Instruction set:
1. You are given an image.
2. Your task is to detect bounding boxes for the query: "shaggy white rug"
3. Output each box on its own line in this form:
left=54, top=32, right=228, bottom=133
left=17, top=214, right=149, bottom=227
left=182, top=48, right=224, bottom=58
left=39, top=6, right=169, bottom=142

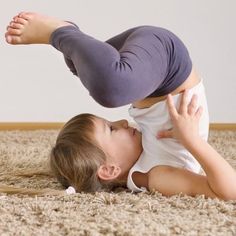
left=0, top=130, right=235, bottom=236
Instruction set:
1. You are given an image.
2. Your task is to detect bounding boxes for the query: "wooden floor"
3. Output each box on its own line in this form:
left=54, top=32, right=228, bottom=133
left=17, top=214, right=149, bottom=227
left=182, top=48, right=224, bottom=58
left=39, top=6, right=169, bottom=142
left=209, top=123, right=236, bottom=130
left=0, top=123, right=64, bottom=130
left=0, top=123, right=235, bottom=131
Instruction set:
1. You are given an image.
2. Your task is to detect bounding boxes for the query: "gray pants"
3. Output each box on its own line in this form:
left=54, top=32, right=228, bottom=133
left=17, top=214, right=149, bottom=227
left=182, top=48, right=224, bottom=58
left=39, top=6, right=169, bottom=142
left=50, top=25, right=192, bottom=107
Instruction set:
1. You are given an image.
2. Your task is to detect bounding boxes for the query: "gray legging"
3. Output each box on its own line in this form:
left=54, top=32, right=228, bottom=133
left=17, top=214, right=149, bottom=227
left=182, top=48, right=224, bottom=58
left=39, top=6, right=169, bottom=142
left=50, top=25, right=192, bottom=107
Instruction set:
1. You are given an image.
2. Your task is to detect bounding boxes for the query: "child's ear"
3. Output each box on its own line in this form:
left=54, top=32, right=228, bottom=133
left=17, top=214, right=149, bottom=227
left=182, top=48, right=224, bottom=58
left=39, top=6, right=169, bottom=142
left=97, top=164, right=121, bottom=181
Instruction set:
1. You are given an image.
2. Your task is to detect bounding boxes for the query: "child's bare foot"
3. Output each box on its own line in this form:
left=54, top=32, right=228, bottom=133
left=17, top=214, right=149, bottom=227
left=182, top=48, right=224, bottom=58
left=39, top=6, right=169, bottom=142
left=5, top=12, right=72, bottom=45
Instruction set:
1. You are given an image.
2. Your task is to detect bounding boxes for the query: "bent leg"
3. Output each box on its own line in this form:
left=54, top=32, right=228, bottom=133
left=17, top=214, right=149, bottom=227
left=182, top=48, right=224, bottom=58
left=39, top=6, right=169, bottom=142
left=6, top=12, right=191, bottom=108
left=62, top=28, right=140, bottom=82
left=50, top=26, right=168, bottom=107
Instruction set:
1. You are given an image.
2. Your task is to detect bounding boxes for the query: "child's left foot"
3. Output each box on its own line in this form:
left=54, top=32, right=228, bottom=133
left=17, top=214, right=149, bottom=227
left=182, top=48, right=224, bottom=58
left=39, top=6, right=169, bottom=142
left=5, top=12, right=72, bottom=45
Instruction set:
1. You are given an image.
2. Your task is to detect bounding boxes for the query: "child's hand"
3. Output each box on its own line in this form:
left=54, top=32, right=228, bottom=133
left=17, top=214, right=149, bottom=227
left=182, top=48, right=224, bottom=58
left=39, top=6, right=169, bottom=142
left=157, top=90, right=203, bottom=147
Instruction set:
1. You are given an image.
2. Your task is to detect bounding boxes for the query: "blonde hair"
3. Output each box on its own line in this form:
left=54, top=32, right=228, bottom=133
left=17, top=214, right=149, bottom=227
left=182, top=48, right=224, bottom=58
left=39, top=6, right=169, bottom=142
left=0, top=113, right=124, bottom=196
left=50, top=113, right=124, bottom=193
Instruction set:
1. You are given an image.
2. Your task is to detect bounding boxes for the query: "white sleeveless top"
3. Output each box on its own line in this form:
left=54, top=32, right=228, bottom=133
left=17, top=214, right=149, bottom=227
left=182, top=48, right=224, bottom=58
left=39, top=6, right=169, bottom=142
left=127, top=81, right=209, bottom=192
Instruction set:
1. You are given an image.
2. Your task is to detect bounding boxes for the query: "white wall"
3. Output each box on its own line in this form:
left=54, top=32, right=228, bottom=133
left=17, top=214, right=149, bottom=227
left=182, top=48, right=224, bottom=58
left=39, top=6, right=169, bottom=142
left=1, top=0, right=235, bottom=122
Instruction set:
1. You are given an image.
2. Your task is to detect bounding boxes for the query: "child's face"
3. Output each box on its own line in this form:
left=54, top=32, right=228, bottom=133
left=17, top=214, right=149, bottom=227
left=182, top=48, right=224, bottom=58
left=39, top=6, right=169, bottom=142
left=93, top=117, right=143, bottom=174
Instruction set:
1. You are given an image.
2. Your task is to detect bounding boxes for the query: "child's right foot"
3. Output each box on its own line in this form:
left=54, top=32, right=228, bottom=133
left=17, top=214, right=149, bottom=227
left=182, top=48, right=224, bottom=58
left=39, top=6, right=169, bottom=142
left=5, top=12, right=72, bottom=45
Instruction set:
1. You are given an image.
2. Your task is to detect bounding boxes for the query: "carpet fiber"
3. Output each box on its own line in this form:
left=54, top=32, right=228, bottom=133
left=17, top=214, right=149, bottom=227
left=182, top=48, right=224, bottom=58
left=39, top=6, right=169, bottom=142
left=0, top=130, right=235, bottom=236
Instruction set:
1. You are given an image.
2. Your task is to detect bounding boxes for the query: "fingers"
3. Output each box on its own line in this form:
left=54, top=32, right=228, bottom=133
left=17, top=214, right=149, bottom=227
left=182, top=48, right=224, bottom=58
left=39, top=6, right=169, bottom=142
left=166, top=94, right=178, bottom=120
left=157, top=129, right=173, bottom=139
left=167, top=91, right=203, bottom=120
left=187, top=93, right=203, bottom=120
left=179, top=90, right=188, bottom=114
left=180, top=91, right=202, bottom=117
left=188, top=94, right=198, bottom=115
left=195, top=106, right=203, bottom=120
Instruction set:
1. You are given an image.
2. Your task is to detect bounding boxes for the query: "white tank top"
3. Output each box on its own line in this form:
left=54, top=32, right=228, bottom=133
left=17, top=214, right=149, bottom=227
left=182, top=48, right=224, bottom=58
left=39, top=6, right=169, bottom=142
left=127, top=81, right=209, bottom=192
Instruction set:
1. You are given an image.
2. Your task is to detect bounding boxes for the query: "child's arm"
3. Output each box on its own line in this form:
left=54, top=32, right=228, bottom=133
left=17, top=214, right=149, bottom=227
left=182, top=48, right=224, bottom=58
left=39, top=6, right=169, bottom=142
left=152, top=90, right=236, bottom=200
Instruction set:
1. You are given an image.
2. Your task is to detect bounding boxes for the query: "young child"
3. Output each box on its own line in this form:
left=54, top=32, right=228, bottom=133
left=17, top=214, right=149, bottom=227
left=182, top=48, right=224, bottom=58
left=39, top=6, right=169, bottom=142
left=49, top=90, right=236, bottom=200
left=4, top=12, right=236, bottom=199
left=1, top=90, right=236, bottom=199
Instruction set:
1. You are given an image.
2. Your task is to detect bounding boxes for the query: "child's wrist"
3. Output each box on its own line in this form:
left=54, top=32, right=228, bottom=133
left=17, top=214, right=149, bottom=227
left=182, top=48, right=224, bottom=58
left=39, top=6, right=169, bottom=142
left=183, top=135, right=202, bottom=149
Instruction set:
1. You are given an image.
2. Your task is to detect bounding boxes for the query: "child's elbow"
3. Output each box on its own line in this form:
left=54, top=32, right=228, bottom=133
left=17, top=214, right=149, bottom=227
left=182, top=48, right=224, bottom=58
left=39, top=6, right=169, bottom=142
left=222, top=194, right=236, bottom=201
left=218, top=190, right=236, bottom=201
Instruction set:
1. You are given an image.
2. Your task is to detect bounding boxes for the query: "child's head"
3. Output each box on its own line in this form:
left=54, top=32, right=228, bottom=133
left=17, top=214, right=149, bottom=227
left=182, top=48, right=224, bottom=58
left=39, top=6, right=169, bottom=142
left=50, top=113, right=142, bottom=192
